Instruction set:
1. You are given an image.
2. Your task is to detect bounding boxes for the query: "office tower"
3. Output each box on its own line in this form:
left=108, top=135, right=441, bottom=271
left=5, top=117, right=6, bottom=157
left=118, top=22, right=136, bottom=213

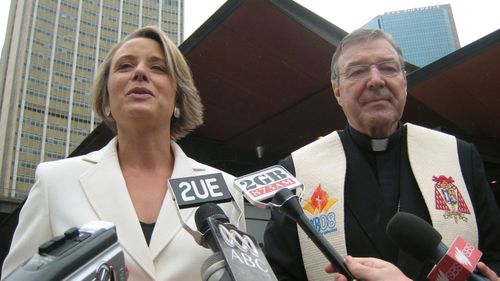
left=0, top=0, right=184, bottom=199
left=364, top=4, right=460, bottom=67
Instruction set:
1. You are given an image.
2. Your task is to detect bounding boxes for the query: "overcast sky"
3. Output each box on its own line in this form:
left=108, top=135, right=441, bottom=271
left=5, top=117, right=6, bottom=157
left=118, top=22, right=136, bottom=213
left=0, top=0, right=498, bottom=55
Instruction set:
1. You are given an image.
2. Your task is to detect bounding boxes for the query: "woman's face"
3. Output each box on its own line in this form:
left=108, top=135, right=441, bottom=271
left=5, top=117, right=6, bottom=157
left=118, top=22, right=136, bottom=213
left=107, top=37, right=176, bottom=130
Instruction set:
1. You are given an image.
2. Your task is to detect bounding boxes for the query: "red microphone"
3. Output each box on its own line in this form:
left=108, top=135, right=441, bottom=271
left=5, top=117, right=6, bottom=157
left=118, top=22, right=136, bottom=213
left=386, top=212, right=487, bottom=281
left=427, top=236, right=483, bottom=281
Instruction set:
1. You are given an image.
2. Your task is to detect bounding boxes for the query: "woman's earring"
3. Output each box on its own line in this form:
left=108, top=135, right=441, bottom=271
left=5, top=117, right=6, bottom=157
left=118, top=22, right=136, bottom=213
left=173, top=106, right=181, bottom=118
left=104, top=106, right=111, bottom=117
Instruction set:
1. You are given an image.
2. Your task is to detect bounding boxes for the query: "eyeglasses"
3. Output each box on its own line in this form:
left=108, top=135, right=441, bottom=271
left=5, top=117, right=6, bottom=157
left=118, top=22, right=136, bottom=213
left=338, top=60, right=403, bottom=81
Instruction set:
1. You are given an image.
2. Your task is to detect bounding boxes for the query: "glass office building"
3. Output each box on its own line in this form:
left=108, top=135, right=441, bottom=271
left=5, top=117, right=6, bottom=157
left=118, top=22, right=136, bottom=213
left=0, top=0, right=184, bottom=199
left=363, top=5, right=460, bottom=67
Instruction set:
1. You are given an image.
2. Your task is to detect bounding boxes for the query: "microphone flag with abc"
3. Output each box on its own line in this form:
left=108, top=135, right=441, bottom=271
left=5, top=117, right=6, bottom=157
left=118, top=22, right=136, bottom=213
left=195, top=203, right=277, bottom=281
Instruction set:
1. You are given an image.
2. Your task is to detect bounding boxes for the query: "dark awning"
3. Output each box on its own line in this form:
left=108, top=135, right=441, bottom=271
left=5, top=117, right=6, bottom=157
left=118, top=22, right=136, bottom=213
left=72, top=0, right=500, bottom=170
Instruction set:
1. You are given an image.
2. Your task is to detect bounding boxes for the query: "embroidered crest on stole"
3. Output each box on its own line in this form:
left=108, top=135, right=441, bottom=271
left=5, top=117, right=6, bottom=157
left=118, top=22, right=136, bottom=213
left=433, top=175, right=471, bottom=223
left=302, top=184, right=338, bottom=236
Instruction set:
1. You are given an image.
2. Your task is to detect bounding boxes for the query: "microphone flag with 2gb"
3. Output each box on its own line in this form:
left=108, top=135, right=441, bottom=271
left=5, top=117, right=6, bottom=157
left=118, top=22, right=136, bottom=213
left=234, top=165, right=302, bottom=208
left=234, top=165, right=355, bottom=281
left=168, top=172, right=242, bottom=245
left=195, top=203, right=277, bottom=281
left=386, top=212, right=487, bottom=281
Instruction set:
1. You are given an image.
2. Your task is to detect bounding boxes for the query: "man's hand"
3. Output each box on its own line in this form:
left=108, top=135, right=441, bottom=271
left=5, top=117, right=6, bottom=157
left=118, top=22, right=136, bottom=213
left=325, top=256, right=411, bottom=281
left=477, top=262, right=500, bottom=281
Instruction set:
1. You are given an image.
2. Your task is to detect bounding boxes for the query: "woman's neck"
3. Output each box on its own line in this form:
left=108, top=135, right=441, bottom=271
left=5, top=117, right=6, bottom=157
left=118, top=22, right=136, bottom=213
left=116, top=128, right=174, bottom=174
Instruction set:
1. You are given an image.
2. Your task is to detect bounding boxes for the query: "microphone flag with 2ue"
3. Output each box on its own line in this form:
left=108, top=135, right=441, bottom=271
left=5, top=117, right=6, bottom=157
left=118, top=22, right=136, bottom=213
left=168, top=173, right=276, bottom=281
left=168, top=172, right=241, bottom=244
left=234, top=165, right=355, bottom=281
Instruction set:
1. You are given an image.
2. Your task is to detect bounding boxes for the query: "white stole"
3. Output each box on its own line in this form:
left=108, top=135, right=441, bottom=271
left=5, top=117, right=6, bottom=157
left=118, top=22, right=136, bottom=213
left=292, top=131, right=347, bottom=281
left=406, top=123, right=478, bottom=246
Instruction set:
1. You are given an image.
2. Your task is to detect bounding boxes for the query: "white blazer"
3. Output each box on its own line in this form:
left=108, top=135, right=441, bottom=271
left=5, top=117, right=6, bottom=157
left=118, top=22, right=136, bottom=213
left=2, top=138, right=245, bottom=281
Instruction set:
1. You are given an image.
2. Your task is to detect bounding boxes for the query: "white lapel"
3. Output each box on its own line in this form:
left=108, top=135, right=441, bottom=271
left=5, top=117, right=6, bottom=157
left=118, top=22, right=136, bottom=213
left=78, top=138, right=156, bottom=279
left=149, top=141, right=208, bottom=260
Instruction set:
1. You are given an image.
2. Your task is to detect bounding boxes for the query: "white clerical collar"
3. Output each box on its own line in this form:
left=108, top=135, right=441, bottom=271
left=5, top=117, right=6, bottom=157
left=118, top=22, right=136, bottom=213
left=347, top=124, right=402, bottom=152
left=371, top=138, right=389, bottom=152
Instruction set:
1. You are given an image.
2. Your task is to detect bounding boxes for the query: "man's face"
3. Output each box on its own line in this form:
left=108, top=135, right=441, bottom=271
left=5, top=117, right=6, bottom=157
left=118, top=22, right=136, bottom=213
left=333, top=38, right=407, bottom=138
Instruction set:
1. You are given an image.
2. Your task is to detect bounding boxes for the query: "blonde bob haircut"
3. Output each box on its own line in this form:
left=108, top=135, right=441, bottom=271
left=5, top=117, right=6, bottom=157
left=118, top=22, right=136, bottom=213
left=92, top=26, right=203, bottom=141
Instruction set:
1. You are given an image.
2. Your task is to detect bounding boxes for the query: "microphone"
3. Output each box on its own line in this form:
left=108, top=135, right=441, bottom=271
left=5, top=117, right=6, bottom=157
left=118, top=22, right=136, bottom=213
left=234, top=165, right=302, bottom=208
left=168, top=173, right=243, bottom=245
left=272, top=188, right=355, bottom=281
left=195, top=203, right=277, bottom=281
left=3, top=221, right=126, bottom=281
left=196, top=203, right=232, bottom=281
left=234, top=165, right=354, bottom=280
left=386, top=212, right=487, bottom=281
left=200, top=252, right=231, bottom=281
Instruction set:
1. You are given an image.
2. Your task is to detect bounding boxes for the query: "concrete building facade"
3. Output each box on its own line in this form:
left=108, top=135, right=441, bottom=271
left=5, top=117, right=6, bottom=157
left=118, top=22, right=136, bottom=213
left=0, top=0, right=184, bottom=199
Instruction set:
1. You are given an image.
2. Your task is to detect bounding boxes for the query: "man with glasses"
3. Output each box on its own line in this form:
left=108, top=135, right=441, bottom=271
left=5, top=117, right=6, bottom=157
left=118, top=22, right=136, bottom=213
left=264, top=29, right=500, bottom=281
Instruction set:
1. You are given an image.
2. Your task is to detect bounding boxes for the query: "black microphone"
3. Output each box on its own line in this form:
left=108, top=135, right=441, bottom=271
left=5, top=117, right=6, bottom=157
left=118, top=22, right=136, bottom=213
left=196, top=203, right=232, bottom=281
left=168, top=173, right=243, bottom=246
left=272, top=188, right=355, bottom=281
left=195, top=203, right=277, bottom=281
left=195, top=203, right=231, bottom=252
left=386, top=212, right=487, bottom=281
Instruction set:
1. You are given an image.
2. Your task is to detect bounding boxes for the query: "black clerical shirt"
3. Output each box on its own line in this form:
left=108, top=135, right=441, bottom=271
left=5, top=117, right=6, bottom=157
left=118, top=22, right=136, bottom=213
left=344, top=124, right=403, bottom=263
left=347, top=125, right=402, bottom=220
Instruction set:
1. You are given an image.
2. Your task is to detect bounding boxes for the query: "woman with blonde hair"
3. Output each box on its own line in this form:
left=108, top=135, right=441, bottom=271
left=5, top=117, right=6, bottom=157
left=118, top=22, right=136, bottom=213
left=2, top=26, right=244, bottom=281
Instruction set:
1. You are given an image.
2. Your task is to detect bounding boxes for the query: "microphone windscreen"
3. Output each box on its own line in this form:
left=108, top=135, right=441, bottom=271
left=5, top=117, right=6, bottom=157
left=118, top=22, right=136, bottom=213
left=200, top=252, right=229, bottom=281
left=195, top=203, right=230, bottom=233
left=386, top=212, right=442, bottom=260
left=271, top=188, right=294, bottom=205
